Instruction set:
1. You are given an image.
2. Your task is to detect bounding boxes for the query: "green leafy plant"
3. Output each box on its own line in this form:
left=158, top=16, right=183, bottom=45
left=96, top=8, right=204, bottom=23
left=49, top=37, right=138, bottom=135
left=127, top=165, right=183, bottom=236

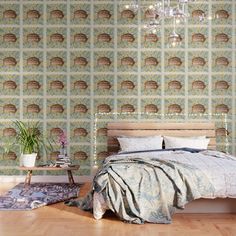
left=5, top=121, right=53, bottom=155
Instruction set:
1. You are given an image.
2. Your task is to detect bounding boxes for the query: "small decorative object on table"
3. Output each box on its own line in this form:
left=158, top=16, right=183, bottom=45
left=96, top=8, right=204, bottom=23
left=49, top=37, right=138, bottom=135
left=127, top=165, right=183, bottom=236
left=58, top=130, right=67, bottom=158
left=55, top=157, right=72, bottom=168
left=56, top=131, right=71, bottom=167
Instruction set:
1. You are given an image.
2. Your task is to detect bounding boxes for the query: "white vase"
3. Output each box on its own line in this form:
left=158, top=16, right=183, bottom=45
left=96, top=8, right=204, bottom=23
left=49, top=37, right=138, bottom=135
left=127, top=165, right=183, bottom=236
left=22, top=153, right=37, bottom=167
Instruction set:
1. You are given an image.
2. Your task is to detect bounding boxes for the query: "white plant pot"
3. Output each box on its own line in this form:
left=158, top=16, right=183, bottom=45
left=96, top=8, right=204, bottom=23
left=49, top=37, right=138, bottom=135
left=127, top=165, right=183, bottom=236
left=21, top=153, right=37, bottom=167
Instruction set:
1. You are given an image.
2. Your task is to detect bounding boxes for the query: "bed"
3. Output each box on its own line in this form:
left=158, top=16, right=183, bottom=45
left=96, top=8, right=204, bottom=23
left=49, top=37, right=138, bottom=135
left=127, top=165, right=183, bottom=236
left=70, top=122, right=236, bottom=224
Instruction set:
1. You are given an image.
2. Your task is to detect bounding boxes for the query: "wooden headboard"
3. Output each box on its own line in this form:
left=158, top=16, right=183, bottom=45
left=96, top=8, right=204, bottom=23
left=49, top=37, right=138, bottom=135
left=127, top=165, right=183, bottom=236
left=107, top=122, right=216, bottom=153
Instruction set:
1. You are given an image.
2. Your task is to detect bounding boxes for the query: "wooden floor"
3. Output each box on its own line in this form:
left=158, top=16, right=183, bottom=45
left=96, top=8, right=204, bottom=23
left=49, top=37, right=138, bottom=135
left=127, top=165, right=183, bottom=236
left=0, top=183, right=236, bottom=236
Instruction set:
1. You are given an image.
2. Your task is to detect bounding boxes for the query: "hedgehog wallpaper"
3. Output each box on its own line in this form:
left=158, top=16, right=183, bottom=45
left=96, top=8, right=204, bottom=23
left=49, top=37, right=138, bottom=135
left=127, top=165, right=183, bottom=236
left=0, top=0, right=235, bottom=179
left=1, top=0, right=236, bottom=234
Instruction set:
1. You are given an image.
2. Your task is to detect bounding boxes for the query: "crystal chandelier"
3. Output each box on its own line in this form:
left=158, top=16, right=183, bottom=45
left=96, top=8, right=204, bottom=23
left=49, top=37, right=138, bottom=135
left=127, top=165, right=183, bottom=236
left=119, top=0, right=196, bottom=47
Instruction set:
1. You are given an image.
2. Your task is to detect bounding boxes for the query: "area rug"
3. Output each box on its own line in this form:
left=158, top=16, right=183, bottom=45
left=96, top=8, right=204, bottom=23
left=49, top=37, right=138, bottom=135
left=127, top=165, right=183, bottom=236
left=0, top=183, right=80, bottom=210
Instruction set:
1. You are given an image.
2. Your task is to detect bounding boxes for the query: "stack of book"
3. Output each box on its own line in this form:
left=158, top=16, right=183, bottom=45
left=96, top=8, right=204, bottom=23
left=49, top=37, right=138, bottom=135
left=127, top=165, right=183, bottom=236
left=55, top=155, right=71, bottom=167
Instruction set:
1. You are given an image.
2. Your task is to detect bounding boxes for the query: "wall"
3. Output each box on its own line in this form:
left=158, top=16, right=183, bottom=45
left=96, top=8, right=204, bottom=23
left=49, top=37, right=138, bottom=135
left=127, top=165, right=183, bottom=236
left=0, top=0, right=235, bottom=176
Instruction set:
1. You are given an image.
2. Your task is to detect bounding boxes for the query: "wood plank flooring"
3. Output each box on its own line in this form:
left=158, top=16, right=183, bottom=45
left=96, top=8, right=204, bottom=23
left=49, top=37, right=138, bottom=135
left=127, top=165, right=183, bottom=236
left=0, top=182, right=236, bottom=236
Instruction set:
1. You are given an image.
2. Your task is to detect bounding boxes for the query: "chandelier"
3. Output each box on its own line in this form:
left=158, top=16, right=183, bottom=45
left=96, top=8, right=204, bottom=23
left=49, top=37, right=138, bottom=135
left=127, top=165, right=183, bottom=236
left=119, top=0, right=197, bottom=47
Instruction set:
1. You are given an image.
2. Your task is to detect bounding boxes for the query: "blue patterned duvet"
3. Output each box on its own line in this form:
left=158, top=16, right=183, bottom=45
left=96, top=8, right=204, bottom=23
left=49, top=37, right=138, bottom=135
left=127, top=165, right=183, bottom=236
left=68, top=149, right=236, bottom=224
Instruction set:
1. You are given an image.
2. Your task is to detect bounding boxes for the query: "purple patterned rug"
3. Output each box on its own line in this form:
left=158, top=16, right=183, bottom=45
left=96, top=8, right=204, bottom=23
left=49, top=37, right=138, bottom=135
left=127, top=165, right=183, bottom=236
left=0, top=183, right=80, bottom=210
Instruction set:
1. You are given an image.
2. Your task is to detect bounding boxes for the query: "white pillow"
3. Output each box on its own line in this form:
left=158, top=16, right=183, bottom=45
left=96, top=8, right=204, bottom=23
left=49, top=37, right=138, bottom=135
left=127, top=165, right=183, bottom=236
left=163, top=136, right=210, bottom=149
left=117, top=136, right=163, bottom=152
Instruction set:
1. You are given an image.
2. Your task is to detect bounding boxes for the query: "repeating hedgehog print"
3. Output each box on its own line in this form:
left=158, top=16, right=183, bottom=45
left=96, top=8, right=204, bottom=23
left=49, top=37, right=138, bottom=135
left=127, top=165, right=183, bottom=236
left=0, top=1, right=235, bottom=176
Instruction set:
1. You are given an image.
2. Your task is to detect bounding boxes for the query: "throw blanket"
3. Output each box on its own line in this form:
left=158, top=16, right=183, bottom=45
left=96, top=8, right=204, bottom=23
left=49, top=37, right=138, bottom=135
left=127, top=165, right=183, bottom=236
left=68, top=149, right=216, bottom=224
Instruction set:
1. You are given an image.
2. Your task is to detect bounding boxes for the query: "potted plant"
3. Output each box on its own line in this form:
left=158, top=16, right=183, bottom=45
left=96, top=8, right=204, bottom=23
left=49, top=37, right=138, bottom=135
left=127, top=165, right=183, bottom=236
left=6, top=121, right=52, bottom=167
